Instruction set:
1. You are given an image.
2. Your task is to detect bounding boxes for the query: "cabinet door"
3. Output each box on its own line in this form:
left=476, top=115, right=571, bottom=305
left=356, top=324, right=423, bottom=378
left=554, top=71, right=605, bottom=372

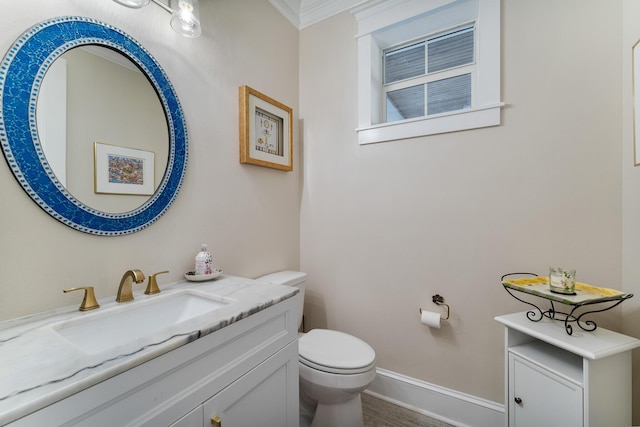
left=204, top=341, right=298, bottom=427
left=170, top=406, right=203, bottom=427
left=509, top=353, right=583, bottom=427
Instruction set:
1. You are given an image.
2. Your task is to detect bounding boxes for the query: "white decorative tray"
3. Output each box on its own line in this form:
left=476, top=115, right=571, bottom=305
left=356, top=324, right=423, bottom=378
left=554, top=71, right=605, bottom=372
left=184, top=269, right=223, bottom=282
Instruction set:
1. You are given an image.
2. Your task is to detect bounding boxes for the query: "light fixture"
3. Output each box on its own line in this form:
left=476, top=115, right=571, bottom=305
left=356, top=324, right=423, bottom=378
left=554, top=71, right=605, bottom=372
left=112, top=0, right=202, bottom=38
left=113, top=0, right=151, bottom=8
left=170, top=0, right=202, bottom=38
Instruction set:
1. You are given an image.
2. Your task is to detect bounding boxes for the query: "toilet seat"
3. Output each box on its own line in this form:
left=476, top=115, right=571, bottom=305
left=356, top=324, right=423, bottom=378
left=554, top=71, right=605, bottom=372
left=299, top=329, right=376, bottom=375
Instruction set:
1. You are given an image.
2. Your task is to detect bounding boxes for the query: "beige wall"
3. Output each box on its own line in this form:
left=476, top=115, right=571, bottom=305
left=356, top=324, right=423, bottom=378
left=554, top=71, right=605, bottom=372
left=623, top=1, right=640, bottom=423
left=0, top=0, right=300, bottom=320
left=300, top=0, right=624, bottom=407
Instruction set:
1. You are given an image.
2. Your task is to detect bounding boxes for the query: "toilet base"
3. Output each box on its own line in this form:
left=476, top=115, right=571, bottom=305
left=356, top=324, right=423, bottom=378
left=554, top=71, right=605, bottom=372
left=299, top=392, right=316, bottom=427
left=309, top=393, right=364, bottom=427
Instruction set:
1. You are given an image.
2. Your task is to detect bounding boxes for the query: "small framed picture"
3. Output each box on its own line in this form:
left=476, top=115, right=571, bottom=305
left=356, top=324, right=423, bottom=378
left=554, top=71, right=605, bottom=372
left=239, top=85, right=293, bottom=171
left=94, top=142, right=155, bottom=195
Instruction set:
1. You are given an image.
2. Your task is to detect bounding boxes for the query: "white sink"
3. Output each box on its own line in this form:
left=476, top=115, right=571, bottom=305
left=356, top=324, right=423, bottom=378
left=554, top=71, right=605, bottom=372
left=53, top=291, right=228, bottom=354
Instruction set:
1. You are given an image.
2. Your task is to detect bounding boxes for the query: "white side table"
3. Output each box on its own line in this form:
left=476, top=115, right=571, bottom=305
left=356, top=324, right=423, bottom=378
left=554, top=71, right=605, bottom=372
left=495, top=312, right=640, bottom=427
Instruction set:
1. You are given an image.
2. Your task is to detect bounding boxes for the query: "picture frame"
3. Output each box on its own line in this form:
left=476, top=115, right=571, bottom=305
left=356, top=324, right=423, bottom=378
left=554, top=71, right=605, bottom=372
left=239, top=85, right=293, bottom=171
left=94, top=142, right=155, bottom=195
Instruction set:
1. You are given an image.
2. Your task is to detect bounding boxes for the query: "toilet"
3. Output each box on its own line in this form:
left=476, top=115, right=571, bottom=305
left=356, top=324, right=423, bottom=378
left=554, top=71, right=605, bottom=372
left=256, top=271, right=377, bottom=427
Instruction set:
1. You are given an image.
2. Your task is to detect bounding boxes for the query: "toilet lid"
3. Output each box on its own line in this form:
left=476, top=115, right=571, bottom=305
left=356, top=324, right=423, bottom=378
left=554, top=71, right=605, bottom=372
left=299, top=329, right=375, bottom=374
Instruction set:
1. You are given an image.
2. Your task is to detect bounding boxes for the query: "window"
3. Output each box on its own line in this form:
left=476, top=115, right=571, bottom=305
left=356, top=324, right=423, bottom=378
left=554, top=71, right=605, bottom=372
left=384, top=27, right=475, bottom=122
left=353, top=0, right=502, bottom=145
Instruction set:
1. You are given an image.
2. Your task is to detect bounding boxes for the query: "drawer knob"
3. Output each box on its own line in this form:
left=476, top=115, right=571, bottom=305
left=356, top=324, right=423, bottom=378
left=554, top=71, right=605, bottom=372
left=211, top=414, right=222, bottom=426
left=514, top=397, right=523, bottom=405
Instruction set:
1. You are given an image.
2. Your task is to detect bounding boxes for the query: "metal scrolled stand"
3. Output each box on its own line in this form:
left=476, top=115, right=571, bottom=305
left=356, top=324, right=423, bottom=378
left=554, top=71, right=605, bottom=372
left=501, top=273, right=634, bottom=335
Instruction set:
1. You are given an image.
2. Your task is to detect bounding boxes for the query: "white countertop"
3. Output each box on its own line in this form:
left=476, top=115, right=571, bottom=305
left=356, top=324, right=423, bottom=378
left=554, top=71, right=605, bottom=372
left=0, top=275, right=298, bottom=425
left=495, top=311, right=640, bottom=360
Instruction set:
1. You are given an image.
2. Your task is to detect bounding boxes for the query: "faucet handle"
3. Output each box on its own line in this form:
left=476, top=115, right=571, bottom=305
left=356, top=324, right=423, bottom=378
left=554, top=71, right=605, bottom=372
left=63, top=286, right=100, bottom=311
left=145, top=271, right=169, bottom=295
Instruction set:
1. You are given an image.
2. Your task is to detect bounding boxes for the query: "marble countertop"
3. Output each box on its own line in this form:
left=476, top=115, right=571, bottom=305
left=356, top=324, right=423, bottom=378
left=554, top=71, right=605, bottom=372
left=0, top=275, right=298, bottom=425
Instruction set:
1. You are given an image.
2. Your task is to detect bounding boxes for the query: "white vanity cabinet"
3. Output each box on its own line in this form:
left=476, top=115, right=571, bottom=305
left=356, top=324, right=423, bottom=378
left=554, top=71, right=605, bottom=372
left=495, top=312, right=640, bottom=427
left=170, top=341, right=297, bottom=427
left=8, top=293, right=300, bottom=427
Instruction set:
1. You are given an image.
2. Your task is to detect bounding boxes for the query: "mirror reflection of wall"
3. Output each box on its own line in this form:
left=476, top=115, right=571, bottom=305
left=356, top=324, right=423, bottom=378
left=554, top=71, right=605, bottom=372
left=37, top=57, right=67, bottom=186
left=38, top=46, right=169, bottom=213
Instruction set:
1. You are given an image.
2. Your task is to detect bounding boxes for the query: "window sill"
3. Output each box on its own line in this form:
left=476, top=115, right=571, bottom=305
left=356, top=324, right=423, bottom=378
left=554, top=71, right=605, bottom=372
left=356, top=103, right=504, bottom=145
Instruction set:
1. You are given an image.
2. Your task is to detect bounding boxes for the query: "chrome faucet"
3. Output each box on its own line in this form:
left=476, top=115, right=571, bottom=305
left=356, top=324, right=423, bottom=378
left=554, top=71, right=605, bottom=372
left=116, top=269, right=145, bottom=302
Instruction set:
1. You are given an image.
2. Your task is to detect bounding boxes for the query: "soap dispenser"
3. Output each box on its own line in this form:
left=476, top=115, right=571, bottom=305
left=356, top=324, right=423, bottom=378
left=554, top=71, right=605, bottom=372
left=195, top=244, right=213, bottom=275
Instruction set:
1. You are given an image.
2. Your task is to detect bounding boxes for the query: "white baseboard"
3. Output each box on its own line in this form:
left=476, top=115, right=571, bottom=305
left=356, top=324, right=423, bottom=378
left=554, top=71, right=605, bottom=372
left=365, top=368, right=505, bottom=427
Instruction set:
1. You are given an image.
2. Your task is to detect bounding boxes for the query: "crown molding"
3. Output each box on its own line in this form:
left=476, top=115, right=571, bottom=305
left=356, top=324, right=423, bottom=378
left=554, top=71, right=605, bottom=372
left=269, top=0, right=300, bottom=28
left=270, top=0, right=368, bottom=29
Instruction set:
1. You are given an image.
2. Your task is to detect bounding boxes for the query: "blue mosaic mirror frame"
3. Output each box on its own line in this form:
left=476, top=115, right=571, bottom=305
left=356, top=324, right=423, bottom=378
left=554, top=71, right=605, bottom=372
left=0, top=16, right=188, bottom=235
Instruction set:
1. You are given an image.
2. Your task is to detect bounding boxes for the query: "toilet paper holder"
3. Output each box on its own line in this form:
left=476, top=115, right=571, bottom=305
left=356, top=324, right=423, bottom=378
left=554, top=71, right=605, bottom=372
left=420, top=294, right=450, bottom=320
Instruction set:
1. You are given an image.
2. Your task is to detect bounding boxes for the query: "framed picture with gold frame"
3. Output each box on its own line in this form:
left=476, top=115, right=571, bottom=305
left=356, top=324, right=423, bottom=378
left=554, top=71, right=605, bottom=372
left=634, top=38, right=640, bottom=166
left=239, top=85, right=293, bottom=171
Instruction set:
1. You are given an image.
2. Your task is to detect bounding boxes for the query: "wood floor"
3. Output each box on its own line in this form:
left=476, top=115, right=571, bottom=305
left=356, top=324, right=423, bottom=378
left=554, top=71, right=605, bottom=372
left=362, top=393, right=456, bottom=427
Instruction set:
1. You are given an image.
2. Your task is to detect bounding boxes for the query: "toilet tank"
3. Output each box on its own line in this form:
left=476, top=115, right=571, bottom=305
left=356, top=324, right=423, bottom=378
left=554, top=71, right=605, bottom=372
left=255, top=271, right=306, bottom=329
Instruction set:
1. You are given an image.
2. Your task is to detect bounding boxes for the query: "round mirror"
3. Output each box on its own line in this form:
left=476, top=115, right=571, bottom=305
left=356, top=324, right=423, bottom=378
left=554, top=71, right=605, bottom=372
left=0, top=17, right=187, bottom=235
left=37, top=45, right=169, bottom=213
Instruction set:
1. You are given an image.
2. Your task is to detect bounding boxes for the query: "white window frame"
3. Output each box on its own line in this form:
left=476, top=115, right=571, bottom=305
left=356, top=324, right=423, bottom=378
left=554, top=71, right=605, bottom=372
left=352, top=0, right=503, bottom=145
left=382, top=25, right=476, bottom=121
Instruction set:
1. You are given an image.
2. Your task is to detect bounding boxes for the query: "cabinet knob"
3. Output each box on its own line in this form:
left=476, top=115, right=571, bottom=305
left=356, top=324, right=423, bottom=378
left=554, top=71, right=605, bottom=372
left=514, top=397, right=523, bottom=405
left=211, top=414, right=222, bottom=426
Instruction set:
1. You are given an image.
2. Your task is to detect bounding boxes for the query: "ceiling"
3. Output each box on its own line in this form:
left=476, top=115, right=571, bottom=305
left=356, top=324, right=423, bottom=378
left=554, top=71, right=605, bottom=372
left=269, top=0, right=368, bottom=29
